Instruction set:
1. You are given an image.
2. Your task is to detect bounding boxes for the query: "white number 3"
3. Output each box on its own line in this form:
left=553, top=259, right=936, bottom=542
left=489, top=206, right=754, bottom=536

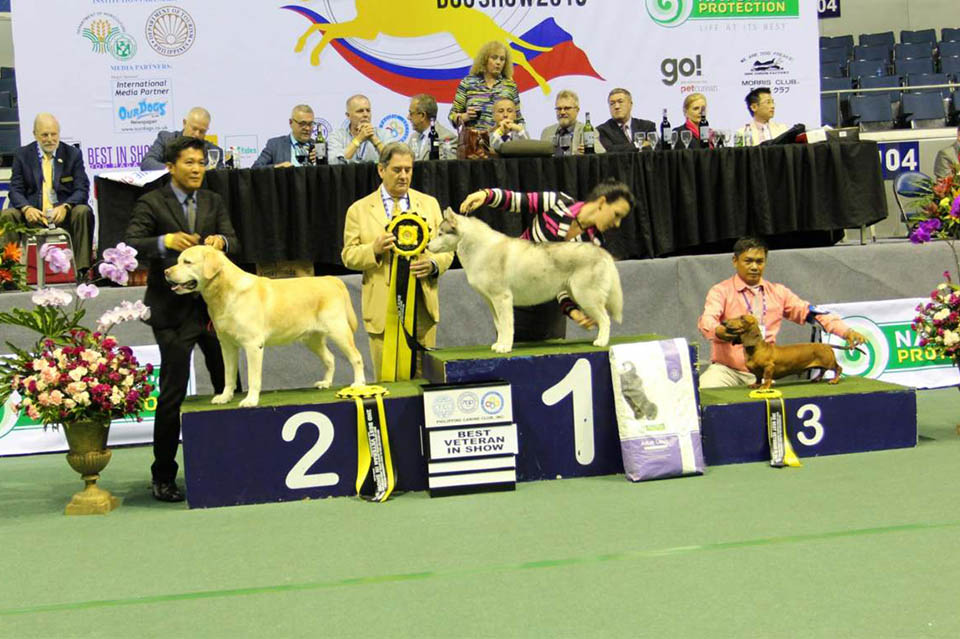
left=795, top=403, right=825, bottom=446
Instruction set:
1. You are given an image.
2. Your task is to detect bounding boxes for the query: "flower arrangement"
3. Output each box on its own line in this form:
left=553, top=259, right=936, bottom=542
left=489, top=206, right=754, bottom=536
left=0, top=243, right=154, bottom=427
left=908, top=163, right=960, bottom=362
left=0, top=242, right=28, bottom=291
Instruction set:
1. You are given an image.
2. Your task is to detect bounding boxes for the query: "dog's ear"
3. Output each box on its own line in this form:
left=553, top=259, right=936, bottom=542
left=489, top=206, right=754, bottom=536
left=442, top=207, right=458, bottom=228
left=731, top=335, right=743, bottom=345
left=203, top=248, right=223, bottom=280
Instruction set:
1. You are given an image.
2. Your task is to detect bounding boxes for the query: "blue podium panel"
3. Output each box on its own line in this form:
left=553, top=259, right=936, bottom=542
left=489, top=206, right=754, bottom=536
left=699, top=378, right=917, bottom=466
left=423, top=336, right=667, bottom=482
left=180, top=383, right=428, bottom=509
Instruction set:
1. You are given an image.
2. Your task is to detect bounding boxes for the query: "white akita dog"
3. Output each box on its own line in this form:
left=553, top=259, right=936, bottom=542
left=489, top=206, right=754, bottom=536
left=427, top=209, right=623, bottom=353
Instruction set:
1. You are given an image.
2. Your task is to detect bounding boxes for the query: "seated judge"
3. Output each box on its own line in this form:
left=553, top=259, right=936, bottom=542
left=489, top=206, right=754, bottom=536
left=697, top=236, right=865, bottom=388
left=736, top=87, right=789, bottom=146
left=0, top=113, right=92, bottom=273
left=489, top=98, right=529, bottom=152
left=540, top=89, right=605, bottom=155
left=140, top=107, right=224, bottom=170
left=934, top=125, right=960, bottom=179
left=407, top=94, right=457, bottom=161
left=329, top=95, right=388, bottom=164
left=252, top=104, right=318, bottom=167
left=597, top=88, right=655, bottom=153
left=673, top=93, right=711, bottom=150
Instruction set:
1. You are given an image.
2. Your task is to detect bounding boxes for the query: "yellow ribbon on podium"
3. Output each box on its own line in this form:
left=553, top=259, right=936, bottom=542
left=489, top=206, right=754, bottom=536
left=337, top=384, right=395, bottom=502
left=381, top=212, right=430, bottom=382
left=749, top=388, right=801, bottom=468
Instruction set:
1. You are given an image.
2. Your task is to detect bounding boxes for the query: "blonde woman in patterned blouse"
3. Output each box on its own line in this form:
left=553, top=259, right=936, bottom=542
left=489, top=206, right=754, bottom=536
left=448, top=41, right=524, bottom=132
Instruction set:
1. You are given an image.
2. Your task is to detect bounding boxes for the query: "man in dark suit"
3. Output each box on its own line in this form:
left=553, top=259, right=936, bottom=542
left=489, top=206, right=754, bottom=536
left=252, top=104, right=317, bottom=167
left=0, top=113, right=92, bottom=271
left=597, top=88, right=655, bottom=153
left=126, top=136, right=240, bottom=502
left=139, top=106, right=224, bottom=171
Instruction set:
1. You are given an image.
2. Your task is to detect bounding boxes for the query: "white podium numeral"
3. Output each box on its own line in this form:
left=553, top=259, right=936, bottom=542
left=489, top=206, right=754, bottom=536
left=281, top=411, right=339, bottom=489
left=796, top=403, right=825, bottom=447
left=541, top=358, right=595, bottom=465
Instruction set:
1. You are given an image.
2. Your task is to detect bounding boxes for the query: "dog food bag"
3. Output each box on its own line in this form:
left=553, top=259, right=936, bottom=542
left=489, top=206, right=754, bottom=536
left=609, top=339, right=704, bottom=481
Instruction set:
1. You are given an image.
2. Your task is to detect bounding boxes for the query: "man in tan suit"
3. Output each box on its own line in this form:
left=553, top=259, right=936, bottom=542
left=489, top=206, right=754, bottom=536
left=341, top=142, right=454, bottom=379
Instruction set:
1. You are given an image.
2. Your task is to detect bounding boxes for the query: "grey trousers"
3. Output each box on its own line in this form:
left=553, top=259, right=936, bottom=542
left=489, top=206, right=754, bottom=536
left=0, top=205, right=92, bottom=269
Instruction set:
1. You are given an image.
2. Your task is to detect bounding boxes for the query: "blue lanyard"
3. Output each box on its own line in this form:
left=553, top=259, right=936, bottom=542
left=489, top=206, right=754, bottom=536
left=741, top=287, right=766, bottom=320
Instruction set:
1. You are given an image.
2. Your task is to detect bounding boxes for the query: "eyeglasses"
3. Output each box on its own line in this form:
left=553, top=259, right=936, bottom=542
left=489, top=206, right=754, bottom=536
left=291, top=119, right=314, bottom=127
left=555, top=106, right=578, bottom=112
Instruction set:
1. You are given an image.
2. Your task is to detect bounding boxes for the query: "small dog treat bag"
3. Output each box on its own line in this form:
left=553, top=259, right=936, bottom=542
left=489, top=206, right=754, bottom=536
left=609, top=339, right=704, bottom=481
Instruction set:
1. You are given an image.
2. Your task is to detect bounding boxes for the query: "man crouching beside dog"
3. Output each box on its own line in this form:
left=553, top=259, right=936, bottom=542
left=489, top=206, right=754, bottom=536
left=126, top=136, right=239, bottom=502
left=697, top=236, right=866, bottom=389
left=341, top=142, right=454, bottom=379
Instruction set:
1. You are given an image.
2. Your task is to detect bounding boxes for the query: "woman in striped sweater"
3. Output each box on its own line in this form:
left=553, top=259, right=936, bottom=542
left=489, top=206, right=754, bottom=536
left=459, top=179, right=634, bottom=342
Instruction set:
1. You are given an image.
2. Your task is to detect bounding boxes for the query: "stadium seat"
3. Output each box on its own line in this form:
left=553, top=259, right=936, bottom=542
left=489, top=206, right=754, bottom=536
left=902, top=92, right=947, bottom=127
left=0, top=91, right=11, bottom=109
left=940, top=41, right=960, bottom=58
left=859, top=31, right=895, bottom=47
left=820, top=47, right=850, bottom=64
left=906, top=72, right=952, bottom=97
left=823, top=34, right=855, bottom=49
left=901, top=29, right=937, bottom=44
left=854, top=44, right=892, bottom=62
left=942, top=56, right=960, bottom=76
left=859, top=75, right=904, bottom=104
left=0, top=67, right=13, bottom=80
left=0, top=106, right=18, bottom=123
left=849, top=94, right=896, bottom=131
left=821, top=77, right=854, bottom=92
left=942, top=28, right=960, bottom=43
left=895, top=42, right=934, bottom=60
left=820, top=62, right=847, bottom=79
left=849, top=59, right=888, bottom=79
left=952, top=90, right=960, bottom=124
left=820, top=94, right=842, bottom=127
left=896, top=57, right=935, bottom=75
left=0, top=127, right=21, bottom=166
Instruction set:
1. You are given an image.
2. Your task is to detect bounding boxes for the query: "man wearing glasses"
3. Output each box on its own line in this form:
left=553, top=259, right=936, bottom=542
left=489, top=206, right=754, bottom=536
left=737, top=87, right=788, bottom=145
left=597, top=88, right=655, bottom=153
left=407, top=94, right=457, bottom=161
left=540, top=89, right=605, bottom=155
left=140, top=106, right=224, bottom=171
left=253, top=104, right=318, bottom=167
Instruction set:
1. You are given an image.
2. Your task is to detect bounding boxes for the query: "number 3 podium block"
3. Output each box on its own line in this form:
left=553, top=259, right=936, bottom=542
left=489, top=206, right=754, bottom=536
left=699, top=377, right=917, bottom=465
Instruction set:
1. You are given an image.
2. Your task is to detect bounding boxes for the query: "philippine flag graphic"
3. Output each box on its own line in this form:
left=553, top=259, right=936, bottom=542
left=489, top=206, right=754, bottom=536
left=283, top=5, right=603, bottom=99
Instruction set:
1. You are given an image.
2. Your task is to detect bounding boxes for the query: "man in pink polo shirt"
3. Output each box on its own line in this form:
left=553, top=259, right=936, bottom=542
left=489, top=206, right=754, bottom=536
left=697, top=236, right=866, bottom=388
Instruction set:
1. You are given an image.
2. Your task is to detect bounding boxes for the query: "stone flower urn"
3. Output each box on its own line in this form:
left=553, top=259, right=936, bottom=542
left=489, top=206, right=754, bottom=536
left=62, top=418, right=121, bottom=515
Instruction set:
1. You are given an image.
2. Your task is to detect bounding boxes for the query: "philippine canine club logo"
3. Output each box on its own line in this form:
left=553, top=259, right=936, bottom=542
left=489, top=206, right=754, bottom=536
left=378, top=114, right=410, bottom=143
left=646, top=0, right=694, bottom=28
left=282, top=1, right=603, bottom=98
left=146, top=6, right=197, bottom=57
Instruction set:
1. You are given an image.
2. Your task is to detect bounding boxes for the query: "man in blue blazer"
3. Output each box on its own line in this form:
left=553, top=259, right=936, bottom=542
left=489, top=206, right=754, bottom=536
left=139, top=106, right=224, bottom=170
left=0, top=113, right=92, bottom=270
left=252, top=104, right=318, bottom=167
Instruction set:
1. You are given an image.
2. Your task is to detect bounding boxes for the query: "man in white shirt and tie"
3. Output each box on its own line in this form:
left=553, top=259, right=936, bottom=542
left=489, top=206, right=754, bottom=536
left=737, top=87, right=789, bottom=146
left=407, top=94, right=457, bottom=161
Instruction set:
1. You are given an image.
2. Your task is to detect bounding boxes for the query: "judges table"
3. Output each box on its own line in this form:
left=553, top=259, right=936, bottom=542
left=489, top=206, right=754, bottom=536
left=95, top=142, right=886, bottom=265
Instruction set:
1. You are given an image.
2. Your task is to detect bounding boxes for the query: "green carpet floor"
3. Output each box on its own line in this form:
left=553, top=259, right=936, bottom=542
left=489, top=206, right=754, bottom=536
left=1, top=389, right=959, bottom=638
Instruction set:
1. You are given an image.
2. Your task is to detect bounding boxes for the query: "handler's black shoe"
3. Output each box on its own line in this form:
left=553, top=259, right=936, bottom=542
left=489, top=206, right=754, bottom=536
left=151, top=481, right=185, bottom=502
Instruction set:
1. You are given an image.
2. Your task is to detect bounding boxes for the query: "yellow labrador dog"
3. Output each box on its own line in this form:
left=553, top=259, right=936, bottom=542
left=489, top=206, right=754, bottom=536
left=165, top=245, right=366, bottom=407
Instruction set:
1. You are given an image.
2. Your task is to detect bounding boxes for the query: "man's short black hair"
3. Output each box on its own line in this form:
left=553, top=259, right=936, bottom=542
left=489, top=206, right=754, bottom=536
left=586, top=178, right=635, bottom=210
left=744, top=87, right=771, bottom=115
left=733, top=236, right=768, bottom=256
left=164, top=135, right=206, bottom=164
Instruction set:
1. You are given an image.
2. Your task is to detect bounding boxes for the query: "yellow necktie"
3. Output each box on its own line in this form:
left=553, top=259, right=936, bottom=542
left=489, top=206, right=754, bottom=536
left=41, top=154, right=53, bottom=211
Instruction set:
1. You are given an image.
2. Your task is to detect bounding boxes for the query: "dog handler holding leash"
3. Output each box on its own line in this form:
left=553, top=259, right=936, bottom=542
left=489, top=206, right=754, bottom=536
left=459, top=178, right=635, bottom=342
left=697, top=236, right=866, bottom=389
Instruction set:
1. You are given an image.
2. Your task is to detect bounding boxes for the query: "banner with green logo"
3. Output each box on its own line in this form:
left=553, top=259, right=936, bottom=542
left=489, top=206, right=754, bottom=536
left=817, top=299, right=959, bottom=389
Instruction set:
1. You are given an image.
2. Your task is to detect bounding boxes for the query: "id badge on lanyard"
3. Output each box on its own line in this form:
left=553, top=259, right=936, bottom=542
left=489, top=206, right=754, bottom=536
left=741, top=289, right=767, bottom=339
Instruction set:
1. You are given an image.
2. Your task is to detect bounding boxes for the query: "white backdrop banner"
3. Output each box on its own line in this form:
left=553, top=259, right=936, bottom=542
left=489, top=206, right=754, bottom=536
left=816, top=299, right=960, bottom=389
left=11, top=0, right=818, bottom=176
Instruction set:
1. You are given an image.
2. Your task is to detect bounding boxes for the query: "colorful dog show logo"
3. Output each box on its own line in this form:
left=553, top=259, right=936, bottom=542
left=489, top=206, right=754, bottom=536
left=378, top=114, right=410, bottom=143
left=282, top=2, right=603, bottom=98
left=823, top=316, right=954, bottom=378
left=77, top=12, right=137, bottom=61
left=646, top=0, right=800, bottom=28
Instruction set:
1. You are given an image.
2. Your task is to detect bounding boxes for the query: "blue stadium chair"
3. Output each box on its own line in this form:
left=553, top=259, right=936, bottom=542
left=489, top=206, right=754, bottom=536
left=902, top=92, right=947, bottom=127
left=0, top=127, right=21, bottom=166
left=896, top=57, right=935, bottom=75
left=906, top=72, right=952, bottom=97
left=0, top=106, right=16, bottom=123
left=849, top=59, right=888, bottom=79
left=859, top=31, right=895, bottom=46
left=0, top=91, right=11, bottom=109
left=942, top=56, right=960, bottom=77
left=820, top=62, right=847, bottom=79
left=820, top=94, right=842, bottom=127
left=952, top=90, right=960, bottom=125
left=820, top=47, right=850, bottom=64
left=895, top=42, right=934, bottom=59
left=823, top=34, right=855, bottom=49
left=942, top=28, right=960, bottom=43
left=854, top=44, right=892, bottom=62
left=821, top=78, right=853, bottom=126
left=821, top=77, right=854, bottom=92
left=0, top=67, right=13, bottom=80
left=849, top=93, right=896, bottom=130
left=940, top=41, right=960, bottom=58
left=901, top=29, right=937, bottom=44
left=859, top=75, right=904, bottom=104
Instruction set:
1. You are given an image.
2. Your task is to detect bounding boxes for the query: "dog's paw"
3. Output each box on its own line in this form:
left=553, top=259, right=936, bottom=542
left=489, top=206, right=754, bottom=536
left=238, top=395, right=260, bottom=408
left=314, top=380, right=332, bottom=390
left=211, top=393, right=233, bottom=405
left=491, top=342, right=512, bottom=354
left=592, top=337, right=609, bottom=348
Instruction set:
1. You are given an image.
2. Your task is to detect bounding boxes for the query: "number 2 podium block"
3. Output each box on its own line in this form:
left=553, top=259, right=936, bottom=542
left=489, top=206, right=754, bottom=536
left=698, top=377, right=917, bottom=465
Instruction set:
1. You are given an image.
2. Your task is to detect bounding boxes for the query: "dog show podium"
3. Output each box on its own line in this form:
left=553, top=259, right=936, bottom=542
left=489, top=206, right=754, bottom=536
left=180, top=337, right=919, bottom=509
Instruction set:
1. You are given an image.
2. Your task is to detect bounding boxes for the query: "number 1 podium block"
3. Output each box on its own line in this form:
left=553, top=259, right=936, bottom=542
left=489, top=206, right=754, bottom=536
left=699, top=377, right=917, bottom=465
left=423, top=336, right=668, bottom=482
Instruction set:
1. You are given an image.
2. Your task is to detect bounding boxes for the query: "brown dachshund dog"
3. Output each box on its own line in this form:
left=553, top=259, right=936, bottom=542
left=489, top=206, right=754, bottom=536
left=721, top=314, right=842, bottom=389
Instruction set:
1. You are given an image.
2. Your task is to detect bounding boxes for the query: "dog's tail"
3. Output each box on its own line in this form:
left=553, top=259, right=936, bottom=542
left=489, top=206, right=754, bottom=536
left=607, top=263, right=623, bottom=324
left=829, top=344, right=867, bottom=355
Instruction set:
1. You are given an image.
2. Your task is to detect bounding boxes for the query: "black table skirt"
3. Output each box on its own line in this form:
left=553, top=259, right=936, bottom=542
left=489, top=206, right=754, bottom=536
left=95, top=141, right=885, bottom=265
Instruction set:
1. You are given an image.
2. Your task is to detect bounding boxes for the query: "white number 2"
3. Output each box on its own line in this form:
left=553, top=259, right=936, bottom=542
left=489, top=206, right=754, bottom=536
left=541, top=358, right=595, bottom=465
left=282, top=411, right=339, bottom=489
left=795, top=403, right=825, bottom=446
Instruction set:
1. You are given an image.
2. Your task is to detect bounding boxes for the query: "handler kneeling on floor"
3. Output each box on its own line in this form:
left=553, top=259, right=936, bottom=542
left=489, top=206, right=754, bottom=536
left=697, top=236, right=867, bottom=389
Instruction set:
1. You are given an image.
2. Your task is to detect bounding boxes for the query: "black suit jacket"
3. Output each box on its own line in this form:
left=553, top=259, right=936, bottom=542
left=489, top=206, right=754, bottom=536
left=140, top=130, right=225, bottom=171
left=125, top=186, right=240, bottom=330
left=673, top=122, right=711, bottom=150
left=597, top=117, right=655, bottom=153
left=8, top=142, right=89, bottom=211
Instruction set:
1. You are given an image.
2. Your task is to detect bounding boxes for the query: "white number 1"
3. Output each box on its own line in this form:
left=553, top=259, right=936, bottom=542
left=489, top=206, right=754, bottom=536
left=541, top=358, right=595, bottom=465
